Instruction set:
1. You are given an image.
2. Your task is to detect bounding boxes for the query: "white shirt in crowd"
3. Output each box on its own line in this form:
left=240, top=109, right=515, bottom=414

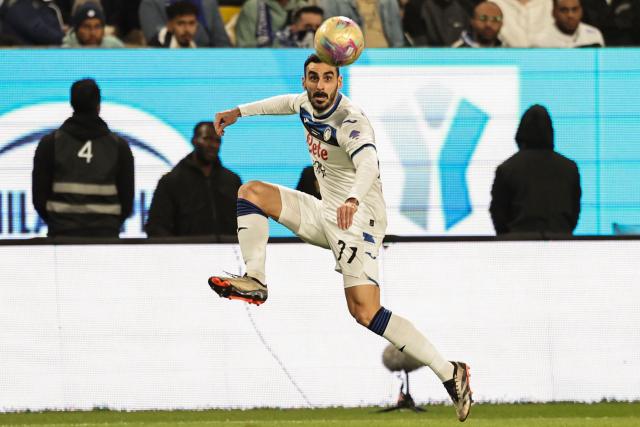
left=492, top=0, right=554, bottom=47
left=531, top=22, right=605, bottom=47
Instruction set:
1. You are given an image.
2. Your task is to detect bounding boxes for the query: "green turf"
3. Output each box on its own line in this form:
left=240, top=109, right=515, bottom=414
left=0, top=403, right=638, bottom=427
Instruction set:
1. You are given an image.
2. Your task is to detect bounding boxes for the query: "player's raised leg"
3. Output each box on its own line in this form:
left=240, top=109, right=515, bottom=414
left=345, top=284, right=472, bottom=422
left=208, top=181, right=282, bottom=305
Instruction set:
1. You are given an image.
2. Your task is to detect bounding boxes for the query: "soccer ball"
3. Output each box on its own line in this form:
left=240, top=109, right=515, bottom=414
left=314, top=16, right=364, bottom=67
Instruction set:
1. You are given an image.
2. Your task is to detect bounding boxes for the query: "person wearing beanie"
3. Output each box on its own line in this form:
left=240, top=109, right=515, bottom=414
left=62, top=2, right=125, bottom=47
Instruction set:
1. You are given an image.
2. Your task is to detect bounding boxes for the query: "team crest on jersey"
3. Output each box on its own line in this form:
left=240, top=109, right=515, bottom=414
left=323, top=127, right=332, bottom=142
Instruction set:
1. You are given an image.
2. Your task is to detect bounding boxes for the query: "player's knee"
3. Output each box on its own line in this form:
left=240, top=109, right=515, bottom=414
left=350, top=306, right=376, bottom=328
left=238, top=181, right=265, bottom=203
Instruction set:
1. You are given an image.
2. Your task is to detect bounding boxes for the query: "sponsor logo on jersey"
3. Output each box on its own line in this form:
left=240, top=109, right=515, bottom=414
left=313, top=160, right=326, bottom=178
left=307, top=134, right=328, bottom=161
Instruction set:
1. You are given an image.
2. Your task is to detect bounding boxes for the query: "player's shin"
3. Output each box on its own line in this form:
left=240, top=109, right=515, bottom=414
left=368, top=307, right=454, bottom=382
left=236, top=198, right=269, bottom=284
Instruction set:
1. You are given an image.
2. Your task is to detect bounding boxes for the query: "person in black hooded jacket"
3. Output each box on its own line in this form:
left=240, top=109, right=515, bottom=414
left=32, top=79, right=135, bottom=237
left=489, top=104, right=581, bottom=236
left=145, top=121, right=241, bottom=238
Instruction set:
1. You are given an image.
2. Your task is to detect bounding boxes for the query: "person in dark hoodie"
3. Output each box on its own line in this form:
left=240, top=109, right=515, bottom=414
left=32, top=79, right=135, bottom=238
left=489, top=104, right=581, bottom=236
left=0, top=0, right=65, bottom=45
left=145, top=121, right=241, bottom=237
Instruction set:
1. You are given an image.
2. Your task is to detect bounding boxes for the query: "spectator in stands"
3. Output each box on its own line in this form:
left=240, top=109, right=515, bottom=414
left=0, top=33, right=22, bottom=46
left=140, top=0, right=230, bottom=47
left=397, top=0, right=411, bottom=17
left=56, top=0, right=143, bottom=44
left=32, top=79, right=134, bottom=238
left=532, top=0, right=604, bottom=47
left=145, top=122, right=241, bottom=237
left=490, top=105, right=581, bottom=236
left=402, top=0, right=472, bottom=46
left=148, top=1, right=199, bottom=47
left=274, top=5, right=323, bottom=47
left=581, top=0, right=640, bottom=46
left=235, top=0, right=308, bottom=47
left=0, top=0, right=65, bottom=45
left=452, top=1, right=503, bottom=46
left=62, top=2, right=125, bottom=47
left=491, top=0, right=553, bottom=46
left=296, top=165, right=321, bottom=199
left=319, top=0, right=404, bottom=47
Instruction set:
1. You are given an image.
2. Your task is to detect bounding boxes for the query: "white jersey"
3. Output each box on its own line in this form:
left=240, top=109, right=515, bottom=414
left=239, top=92, right=387, bottom=232
left=531, top=22, right=605, bottom=48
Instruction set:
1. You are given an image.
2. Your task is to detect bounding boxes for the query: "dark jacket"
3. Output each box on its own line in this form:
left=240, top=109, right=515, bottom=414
left=582, top=0, right=640, bottom=46
left=0, top=0, right=64, bottom=45
left=296, top=165, right=321, bottom=200
left=404, top=0, right=472, bottom=46
left=147, top=28, right=179, bottom=47
left=145, top=154, right=241, bottom=237
left=489, top=105, right=581, bottom=236
left=32, top=113, right=135, bottom=237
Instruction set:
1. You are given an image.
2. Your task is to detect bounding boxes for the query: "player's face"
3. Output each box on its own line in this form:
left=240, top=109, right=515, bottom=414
left=554, top=0, right=582, bottom=34
left=471, top=3, right=503, bottom=45
left=303, top=62, right=343, bottom=112
left=77, top=18, right=104, bottom=46
left=169, top=14, right=198, bottom=47
left=192, top=123, right=221, bottom=164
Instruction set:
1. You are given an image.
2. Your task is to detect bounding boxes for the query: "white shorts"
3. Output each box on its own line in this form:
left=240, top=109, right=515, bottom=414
left=276, top=185, right=384, bottom=288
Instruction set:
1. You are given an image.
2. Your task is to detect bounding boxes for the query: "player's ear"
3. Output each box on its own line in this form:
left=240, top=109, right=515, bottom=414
left=338, top=75, right=343, bottom=90
left=301, top=75, right=306, bottom=89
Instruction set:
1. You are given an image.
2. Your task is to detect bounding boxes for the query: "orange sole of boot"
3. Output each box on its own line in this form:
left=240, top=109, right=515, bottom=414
left=208, top=277, right=265, bottom=306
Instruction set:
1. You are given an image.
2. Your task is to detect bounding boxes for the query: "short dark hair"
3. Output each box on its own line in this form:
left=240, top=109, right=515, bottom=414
left=167, top=1, right=199, bottom=20
left=552, top=0, right=581, bottom=6
left=192, top=121, right=217, bottom=138
left=293, top=6, right=324, bottom=23
left=304, top=54, right=340, bottom=77
left=70, top=78, right=100, bottom=114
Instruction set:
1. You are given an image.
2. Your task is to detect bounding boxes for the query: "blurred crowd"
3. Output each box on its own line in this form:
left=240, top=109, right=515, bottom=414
left=0, top=0, right=638, bottom=48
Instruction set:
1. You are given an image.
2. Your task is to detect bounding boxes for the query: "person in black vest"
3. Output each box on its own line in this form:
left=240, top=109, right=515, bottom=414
left=32, top=79, right=135, bottom=238
left=489, top=104, right=581, bottom=236
left=145, top=121, right=241, bottom=237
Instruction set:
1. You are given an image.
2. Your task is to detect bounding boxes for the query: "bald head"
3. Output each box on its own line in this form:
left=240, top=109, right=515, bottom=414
left=471, top=1, right=503, bottom=46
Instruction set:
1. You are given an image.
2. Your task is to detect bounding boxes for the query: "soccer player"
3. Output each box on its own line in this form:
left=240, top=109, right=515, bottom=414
left=209, top=54, right=472, bottom=421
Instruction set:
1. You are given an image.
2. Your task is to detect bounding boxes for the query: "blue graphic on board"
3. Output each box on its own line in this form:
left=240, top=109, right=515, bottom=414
left=439, top=100, right=489, bottom=230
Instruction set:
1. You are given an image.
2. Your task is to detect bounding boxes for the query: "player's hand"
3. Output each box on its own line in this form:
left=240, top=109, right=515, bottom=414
left=213, top=108, right=241, bottom=136
left=337, top=198, right=359, bottom=230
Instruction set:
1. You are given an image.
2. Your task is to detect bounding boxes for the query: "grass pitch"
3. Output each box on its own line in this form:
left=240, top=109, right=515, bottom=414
left=0, top=402, right=638, bottom=427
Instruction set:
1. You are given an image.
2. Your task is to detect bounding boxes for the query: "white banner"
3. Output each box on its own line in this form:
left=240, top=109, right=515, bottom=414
left=1, top=240, right=638, bottom=410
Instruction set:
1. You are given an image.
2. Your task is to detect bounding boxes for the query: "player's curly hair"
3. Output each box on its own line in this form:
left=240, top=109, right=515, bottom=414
left=304, top=54, right=340, bottom=77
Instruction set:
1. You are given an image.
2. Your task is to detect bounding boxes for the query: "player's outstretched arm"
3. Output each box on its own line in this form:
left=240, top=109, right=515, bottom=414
left=214, top=107, right=241, bottom=136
